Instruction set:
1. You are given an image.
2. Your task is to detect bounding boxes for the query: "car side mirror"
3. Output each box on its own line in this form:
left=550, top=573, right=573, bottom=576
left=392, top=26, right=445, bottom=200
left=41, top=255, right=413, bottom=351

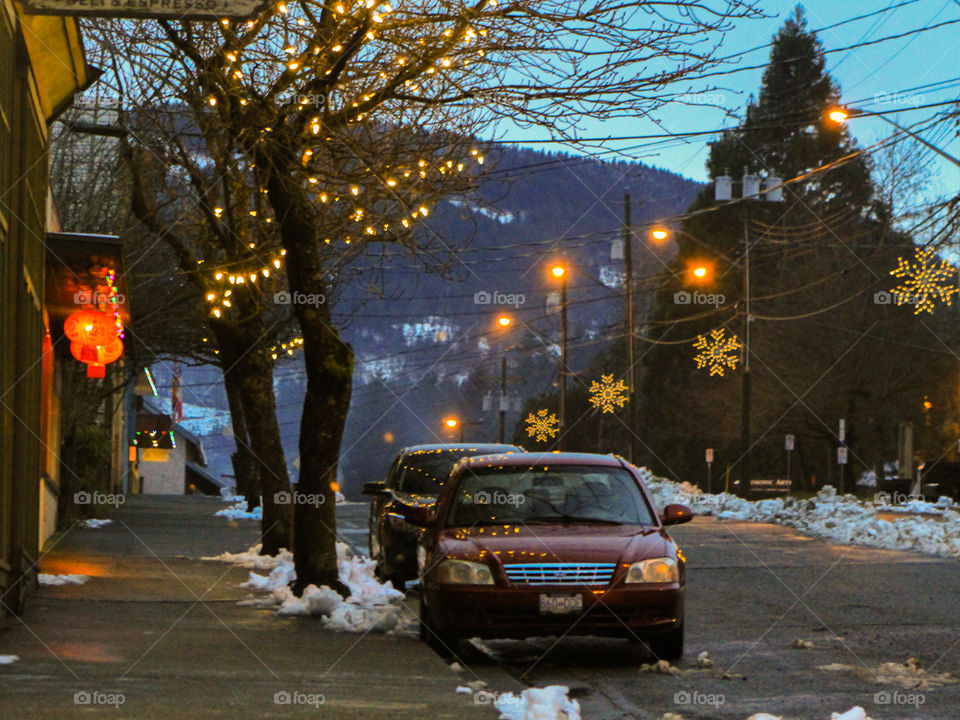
left=404, top=504, right=437, bottom=527
left=362, top=481, right=391, bottom=497
left=660, top=503, right=693, bottom=526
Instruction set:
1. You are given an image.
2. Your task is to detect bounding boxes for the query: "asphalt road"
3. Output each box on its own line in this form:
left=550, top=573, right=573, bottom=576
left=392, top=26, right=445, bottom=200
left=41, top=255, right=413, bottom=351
left=338, top=502, right=960, bottom=719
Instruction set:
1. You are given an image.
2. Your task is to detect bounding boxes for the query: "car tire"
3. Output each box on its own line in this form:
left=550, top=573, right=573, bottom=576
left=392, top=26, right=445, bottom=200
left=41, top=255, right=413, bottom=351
left=644, top=623, right=684, bottom=662
left=419, top=590, right=460, bottom=657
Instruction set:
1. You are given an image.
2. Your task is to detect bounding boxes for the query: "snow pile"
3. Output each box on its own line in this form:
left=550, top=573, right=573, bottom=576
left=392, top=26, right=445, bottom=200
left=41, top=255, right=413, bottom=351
left=214, top=501, right=262, bottom=520
left=493, top=685, right=580, bottom=720
left=79, top=519, right=112, bottom=529
left=0, top=655, right=19, bottom=665
left=205, top=542, right=409, bottom=634
left=38, top=573, right=89, bottom=586
left=745, top=710, right=872, bottom=720
left=641, top=469, right=960, bottom=560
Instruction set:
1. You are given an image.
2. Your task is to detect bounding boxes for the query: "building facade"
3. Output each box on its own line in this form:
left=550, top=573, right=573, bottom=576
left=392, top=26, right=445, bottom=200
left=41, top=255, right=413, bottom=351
left=0, top=2, right=93, bottom=617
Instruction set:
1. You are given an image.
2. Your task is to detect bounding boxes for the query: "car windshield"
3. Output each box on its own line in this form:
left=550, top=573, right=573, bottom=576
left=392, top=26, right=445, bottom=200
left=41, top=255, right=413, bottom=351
left=396, top=448, right=518, bottom=494
left=445, top=464, right=656, bottom=527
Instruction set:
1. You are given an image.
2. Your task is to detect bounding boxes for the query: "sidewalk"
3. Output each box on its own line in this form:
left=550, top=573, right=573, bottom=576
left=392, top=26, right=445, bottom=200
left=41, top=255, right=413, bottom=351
left=0, top=495, right=519, bottom=718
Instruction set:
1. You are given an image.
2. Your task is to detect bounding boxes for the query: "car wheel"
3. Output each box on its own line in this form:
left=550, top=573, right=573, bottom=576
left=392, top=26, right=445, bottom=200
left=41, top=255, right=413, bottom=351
left=644, top=623, right=684, bottom=662
left=419, top=590, right=460, bottom=656
left=374, top=559, right=406, bottom=593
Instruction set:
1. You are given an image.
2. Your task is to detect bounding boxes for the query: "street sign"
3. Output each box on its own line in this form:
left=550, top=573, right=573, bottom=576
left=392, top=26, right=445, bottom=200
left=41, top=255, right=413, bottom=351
left=785, top=434, right=795, bottom=451
left=705, top=448, right=714, bottom=463
left=19, top=0, right=266, bottom=19
left=837, top=447, right=848, bottom=465
left=838, top=418, right=846, bottom=442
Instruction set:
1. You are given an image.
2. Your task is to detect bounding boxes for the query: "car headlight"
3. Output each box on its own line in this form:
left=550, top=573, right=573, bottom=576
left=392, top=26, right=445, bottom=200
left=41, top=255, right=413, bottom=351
left=625, top=557, right=679, bottom=583
left=435, top=559, right=494, bottom=585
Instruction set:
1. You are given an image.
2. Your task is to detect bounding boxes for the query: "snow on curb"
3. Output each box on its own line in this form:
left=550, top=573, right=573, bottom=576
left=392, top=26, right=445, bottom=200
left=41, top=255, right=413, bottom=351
left=204, top=542, right=410, bottom=634
left=79, top=519, right=112, bottom=529
left=640, top=468, right=960, bottom=559
left=0, top=655, right=19, bottom=665
left=38, top=573, right=89, bottom=586
left=493, top=685, right=581, bottom=720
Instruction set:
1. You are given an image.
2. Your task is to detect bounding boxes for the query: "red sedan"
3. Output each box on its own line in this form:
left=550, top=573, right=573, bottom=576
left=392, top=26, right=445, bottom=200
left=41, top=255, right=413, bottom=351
left=407, top=452, right=693, bottom=660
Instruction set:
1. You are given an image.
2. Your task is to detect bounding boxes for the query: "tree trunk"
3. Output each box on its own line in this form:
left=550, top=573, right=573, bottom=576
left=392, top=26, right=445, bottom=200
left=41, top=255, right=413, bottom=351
left=223, top=364, right=260, bottom=510
left=217, top=326, right=292, bottom=555
left=265, top=162, right=352, bottom=596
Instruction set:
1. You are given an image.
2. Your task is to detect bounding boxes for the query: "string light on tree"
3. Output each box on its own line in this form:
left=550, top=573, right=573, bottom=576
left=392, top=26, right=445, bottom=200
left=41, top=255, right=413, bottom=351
left=524, top=409, right=559, bottom=442
left=889, top=246, right=958, bottom=315
left=588, top=374, right=627, bottom=414
left=693, top=328, right=742, bottom=377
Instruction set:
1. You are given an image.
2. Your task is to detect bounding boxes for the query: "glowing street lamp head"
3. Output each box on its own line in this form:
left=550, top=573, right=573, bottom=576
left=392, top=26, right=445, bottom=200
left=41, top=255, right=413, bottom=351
left=693, top=266, right=707, bottom=278
left=828, top=108, right=849, bottom=124
left=651, top=228, right=669, bottom=242
left=444, top=417, right=459, bottom=428
left=551, top=265, right=565, bottom=278
left=497, top=315, right=512, bottom=327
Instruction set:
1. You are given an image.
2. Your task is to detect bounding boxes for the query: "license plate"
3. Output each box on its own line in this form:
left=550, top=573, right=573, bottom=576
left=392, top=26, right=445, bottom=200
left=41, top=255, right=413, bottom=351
left=538, top=594, right=583, bottom=614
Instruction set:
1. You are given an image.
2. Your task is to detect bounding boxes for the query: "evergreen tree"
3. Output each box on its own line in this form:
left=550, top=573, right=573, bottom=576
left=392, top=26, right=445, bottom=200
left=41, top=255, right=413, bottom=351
left=638, top=6, right=958, bottom=493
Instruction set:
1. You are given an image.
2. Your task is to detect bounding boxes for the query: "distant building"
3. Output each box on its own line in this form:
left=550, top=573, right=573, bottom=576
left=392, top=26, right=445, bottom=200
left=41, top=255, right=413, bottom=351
left=134, top=398, right=225, bottom=496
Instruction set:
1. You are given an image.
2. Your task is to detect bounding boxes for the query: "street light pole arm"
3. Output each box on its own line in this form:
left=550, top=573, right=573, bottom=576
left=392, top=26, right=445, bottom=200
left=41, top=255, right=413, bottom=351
left=873, top=114, right=960, bottom=169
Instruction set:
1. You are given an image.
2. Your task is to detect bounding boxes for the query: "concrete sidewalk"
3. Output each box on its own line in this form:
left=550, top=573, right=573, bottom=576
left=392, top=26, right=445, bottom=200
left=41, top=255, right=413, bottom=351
left=0, top=495, right=518, bottom=718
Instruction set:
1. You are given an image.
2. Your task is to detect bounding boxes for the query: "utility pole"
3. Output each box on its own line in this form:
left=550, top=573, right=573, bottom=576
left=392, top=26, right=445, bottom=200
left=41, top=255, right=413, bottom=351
left=741, top=209, right=751, bottom=497
left=559, top=272, right=568, bottom=450
left=499, top=355, right=507, bottom=443
left=624, top=191, right=638, bottom=463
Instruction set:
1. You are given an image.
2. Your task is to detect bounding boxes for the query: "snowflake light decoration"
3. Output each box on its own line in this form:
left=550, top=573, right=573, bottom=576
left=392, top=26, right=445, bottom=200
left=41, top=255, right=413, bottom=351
left=890, top=246, right=958, bottom=315
left=588, top=374, right=628, bottom=414
left=693, top=328, right=741, bottom=377
left=525, top=409, right=559, bottom=442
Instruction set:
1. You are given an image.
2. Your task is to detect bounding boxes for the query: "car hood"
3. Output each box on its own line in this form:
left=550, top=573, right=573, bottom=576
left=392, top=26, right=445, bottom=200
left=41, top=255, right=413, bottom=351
left=437, top=523, right=673, bottom=565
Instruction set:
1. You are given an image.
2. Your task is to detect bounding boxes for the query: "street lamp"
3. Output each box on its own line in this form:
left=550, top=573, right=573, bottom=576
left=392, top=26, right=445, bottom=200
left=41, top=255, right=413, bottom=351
left=828, top=105, right=960, bottom=168
left=494, top=314, right=513, bottom=443
left=550, top=263, right=568, bottom=449
left=497, top=315, right=512, bottom=328
left=651, top=228, right=669, bottom=242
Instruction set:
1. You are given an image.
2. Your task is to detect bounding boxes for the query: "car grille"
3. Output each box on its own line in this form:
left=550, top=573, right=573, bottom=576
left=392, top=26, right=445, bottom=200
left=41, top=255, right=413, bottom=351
left=503, top=562, right=616, bottom=586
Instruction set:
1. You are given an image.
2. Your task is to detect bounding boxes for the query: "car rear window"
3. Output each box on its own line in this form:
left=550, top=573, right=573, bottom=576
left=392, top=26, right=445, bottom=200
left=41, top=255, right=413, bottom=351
left=445, top=464, right=656, bottom=526
left=396, top=448, right=517, bottom=493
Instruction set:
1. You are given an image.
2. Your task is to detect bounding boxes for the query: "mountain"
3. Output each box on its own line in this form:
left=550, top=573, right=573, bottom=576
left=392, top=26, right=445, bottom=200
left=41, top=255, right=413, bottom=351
left=163, top=146, right=701, bottom=497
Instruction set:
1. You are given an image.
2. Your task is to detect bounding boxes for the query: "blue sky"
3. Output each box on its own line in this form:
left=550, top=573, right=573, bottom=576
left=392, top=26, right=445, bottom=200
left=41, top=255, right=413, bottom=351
left=500, top=1, right=960, bottom=192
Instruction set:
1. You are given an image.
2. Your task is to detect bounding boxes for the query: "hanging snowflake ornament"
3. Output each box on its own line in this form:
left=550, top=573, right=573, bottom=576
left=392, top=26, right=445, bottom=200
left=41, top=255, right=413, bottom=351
left=588, top=374, right=628, bottom=414
left=890, top=246, right=958, bottom=315
left=693, top=328, right=741, bottom=377
left=525, top=409, right=559, bottom=442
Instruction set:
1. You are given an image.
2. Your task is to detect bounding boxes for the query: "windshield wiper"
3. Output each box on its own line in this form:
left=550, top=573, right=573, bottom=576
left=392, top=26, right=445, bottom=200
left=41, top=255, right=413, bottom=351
left=524, top=514, right=624, bottom=525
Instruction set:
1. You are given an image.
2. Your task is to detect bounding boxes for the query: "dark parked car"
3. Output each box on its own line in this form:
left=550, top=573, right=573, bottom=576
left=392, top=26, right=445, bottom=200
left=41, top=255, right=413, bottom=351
left=362, top=443, right=524, bottom=589
left=406, top=452, right=693, bottom=659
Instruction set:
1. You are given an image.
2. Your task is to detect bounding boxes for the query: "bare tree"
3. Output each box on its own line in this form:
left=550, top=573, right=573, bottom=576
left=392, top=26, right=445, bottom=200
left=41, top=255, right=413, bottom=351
left=84, top=0, right=762, bottom=593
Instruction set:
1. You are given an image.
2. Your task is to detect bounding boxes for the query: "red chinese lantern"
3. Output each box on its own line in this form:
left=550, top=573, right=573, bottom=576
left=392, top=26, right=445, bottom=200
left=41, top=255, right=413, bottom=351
left=64, top=309, right=115, bottom=346
left=71, top=336, right=123, bottom=378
